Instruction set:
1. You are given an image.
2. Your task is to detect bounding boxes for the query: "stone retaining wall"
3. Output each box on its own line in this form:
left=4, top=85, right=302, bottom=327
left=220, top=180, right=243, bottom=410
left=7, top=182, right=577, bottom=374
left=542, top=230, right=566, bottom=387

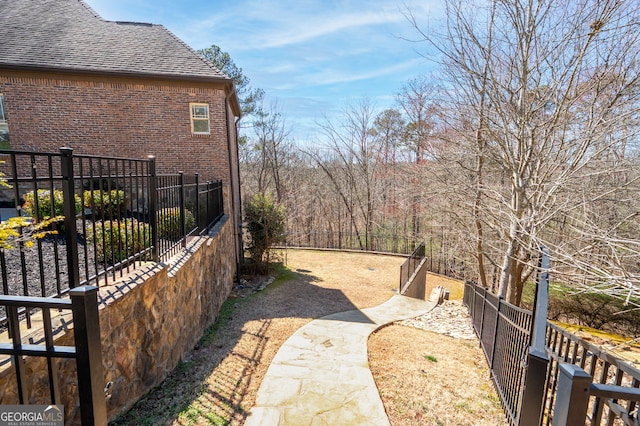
left=0, top=216, right=236, bottom=424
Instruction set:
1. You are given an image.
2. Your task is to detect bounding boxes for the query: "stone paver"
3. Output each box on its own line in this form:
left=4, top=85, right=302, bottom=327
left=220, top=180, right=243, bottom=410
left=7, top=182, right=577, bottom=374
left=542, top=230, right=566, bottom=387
left=244, top=295, right=436, bottom=426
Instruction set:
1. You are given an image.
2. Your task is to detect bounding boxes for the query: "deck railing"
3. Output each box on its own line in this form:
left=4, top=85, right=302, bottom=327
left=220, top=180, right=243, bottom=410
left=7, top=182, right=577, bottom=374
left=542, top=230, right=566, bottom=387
left=464, top=250, right=640, bottom=425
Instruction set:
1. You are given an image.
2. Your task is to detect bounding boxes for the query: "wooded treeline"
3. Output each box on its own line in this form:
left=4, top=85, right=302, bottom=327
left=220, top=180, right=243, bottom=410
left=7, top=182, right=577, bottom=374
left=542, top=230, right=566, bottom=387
left=238, top=0, right=640, bottom=309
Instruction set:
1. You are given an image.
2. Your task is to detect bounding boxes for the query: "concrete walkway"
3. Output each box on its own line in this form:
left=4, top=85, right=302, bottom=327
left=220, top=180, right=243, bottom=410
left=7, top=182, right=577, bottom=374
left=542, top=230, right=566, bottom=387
left=244, top=295, right=436, bottom=426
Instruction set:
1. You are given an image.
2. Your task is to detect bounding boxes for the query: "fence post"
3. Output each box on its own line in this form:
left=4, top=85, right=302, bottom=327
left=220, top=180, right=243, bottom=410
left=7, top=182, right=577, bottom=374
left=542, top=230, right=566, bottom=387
left=60, top=147, right=80, bottom=289
left=70, top=285, right=107, bottom=425
left=194, top=173, right=200, bottom=231
left=479, top=286, right=488, bottom=343
left=490, top=296, right=502, bottom=370
left=208, top=181, right=213, bottom=225
left=7, top=305, right=28, bottom=403
left=179, top=172, right=186, bottom=248
left=470, top=283, right=476, bottom=318
left=519, top=352, right=549, bottom=426
left=552, top=364, right=592, bottom=426
left=148, top=156, right=158, bottom=262
left=219, top=179, right=224, bottom=220
left=518, top=247, right=551, bottom=426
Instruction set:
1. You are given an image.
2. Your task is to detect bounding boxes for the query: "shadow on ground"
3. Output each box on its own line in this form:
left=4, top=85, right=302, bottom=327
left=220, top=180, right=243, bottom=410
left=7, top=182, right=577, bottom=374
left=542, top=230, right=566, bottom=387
left=109, top=266, right=366, bottom=426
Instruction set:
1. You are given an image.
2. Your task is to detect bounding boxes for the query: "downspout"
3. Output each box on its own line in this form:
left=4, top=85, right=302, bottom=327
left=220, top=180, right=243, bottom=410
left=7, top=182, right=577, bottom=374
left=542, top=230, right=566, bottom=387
left=224, top=88, right=242, bottom=283
left=234, top=115, right=244, bottom=263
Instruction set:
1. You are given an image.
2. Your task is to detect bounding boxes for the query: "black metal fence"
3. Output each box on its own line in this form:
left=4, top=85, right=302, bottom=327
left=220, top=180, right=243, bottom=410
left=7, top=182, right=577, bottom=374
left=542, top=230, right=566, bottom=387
left=399, top=241, right=425, bottom=293
left=0, top=148, right=224, bottom=302
left=0, top=286, right=106, bottom=424
left=283, top=229, right=417, bottom=255
left=155, top=174, right=223, bottom=261
left=465, top=283, right=534, bottom=424
left=464, top=279, right=640, bottom=425
left=0, top=147, right=226, bottom=423
left=543, top=323, right=640, bottom=425
left=281, top=230, right=474, bottom=282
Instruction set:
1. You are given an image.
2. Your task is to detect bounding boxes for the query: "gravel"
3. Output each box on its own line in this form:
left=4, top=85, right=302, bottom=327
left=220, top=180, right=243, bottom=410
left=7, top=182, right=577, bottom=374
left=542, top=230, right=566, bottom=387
left=398, top=300, right=477, bottom=340
left=1, top=232, right=96, bottom=298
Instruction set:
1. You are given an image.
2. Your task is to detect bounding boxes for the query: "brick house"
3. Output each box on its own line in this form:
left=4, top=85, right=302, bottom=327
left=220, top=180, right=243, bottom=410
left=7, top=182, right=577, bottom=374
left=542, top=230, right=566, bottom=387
left=0, top=0, right=243, bottom=261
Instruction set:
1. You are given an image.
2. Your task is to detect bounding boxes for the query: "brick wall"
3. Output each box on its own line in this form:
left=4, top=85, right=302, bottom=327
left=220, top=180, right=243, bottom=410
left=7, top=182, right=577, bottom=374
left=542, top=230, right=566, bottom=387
left=0, top=71, right=232, bottom=184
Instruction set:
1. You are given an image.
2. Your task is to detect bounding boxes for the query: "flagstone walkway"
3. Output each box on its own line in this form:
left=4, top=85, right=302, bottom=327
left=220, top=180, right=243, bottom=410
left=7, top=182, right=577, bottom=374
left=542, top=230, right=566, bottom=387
left=244, top=295, right=436, bottom=425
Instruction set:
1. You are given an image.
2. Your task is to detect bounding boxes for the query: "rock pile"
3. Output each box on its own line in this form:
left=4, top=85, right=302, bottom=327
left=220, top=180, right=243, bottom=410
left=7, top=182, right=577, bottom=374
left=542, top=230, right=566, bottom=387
left=230, top=275, right=276, bottom=298
left=398, top=300, right=477, bottom=340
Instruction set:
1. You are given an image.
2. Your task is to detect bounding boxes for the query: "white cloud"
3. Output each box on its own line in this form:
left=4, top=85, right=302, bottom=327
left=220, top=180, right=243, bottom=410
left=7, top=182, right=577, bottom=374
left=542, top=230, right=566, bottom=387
left=181, top=0, right=419, bottom=51
left=254, top=11, right=405, bottom=49
left=303, top=58, right=427, bottom=86
left=86, top=0, right=444, bottom=142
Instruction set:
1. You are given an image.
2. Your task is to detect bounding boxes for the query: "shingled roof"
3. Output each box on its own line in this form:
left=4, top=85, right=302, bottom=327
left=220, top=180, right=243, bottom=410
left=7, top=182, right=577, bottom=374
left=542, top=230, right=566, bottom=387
left=0, top=0, right=231, bottom=83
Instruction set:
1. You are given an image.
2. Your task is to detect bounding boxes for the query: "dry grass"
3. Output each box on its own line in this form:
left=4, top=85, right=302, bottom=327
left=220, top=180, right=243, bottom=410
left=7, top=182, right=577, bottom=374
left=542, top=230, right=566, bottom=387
left=110, top=249, right=504, bottom=426
left=424, top=273, right=466, bottom=301
left=369, top=327, right=506, bottom=425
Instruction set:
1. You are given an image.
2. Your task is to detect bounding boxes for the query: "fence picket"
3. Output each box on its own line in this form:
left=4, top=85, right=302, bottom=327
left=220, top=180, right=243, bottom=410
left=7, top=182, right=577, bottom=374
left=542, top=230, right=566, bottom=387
left=0, top=148, right=226, bottom=423
left=463, top=281, right=640, bottom=425
left=0, top=148, right=224, bottom=305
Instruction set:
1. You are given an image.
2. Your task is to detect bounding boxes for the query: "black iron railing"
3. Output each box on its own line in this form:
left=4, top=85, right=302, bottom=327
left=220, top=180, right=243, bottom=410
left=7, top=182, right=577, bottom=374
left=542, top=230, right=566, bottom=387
left=464, top=253, right=640, bottom=425
left=542, top=323, right=640, bottom=425
left=155, top=174, right=224, bottom=261
left=72, top=151, right=155, bottom=288
left=0, top=147, right=225, bottom=424
left=283, top=230, right=475, bottom=282
left=465, top=283, right=533, bottom=424
left=399, top=242, right=425, bottom=293
left=0, top=148, right=225, bottom=303
left=0, top=286, right=106, bottom=424
left=284, top=229, right=417, bottom=255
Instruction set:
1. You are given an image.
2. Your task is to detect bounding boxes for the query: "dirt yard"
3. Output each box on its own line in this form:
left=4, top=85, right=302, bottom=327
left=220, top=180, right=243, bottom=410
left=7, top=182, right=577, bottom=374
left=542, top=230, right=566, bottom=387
left=110, top=249, right=505, bottom=425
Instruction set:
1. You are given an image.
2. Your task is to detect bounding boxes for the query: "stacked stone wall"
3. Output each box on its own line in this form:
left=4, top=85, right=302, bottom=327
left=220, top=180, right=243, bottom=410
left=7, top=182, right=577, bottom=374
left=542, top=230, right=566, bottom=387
left=0, top=216, right=236, bottom=424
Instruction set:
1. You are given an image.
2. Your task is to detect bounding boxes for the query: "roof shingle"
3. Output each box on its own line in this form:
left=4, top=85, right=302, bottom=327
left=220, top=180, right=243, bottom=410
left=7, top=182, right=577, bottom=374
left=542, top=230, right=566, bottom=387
left=0, top=0, right=230, bottom=82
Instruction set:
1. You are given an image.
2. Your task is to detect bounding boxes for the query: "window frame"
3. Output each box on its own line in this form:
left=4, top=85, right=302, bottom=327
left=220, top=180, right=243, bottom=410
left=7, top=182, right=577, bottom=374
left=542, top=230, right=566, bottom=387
left=190, top=103, right=210, bottom=135
left=0, top=93, right=6, bottom=125
left=0, top=93, right=8, bottom=143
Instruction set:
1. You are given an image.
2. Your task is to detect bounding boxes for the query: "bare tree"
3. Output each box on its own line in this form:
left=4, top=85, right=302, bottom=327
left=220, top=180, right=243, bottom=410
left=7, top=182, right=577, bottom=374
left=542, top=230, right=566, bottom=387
left=303, top=99, right=383, bottom=250
left=251, top=103, right=293, bottom=203
left=408, top=0, right=640, bottom=304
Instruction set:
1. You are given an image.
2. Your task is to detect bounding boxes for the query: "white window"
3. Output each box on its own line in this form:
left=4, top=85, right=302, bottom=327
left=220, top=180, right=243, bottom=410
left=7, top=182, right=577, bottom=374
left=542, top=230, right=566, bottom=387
left=0, top=94, right=8, bottom=143
left=190, top=103, right=210, bottom=134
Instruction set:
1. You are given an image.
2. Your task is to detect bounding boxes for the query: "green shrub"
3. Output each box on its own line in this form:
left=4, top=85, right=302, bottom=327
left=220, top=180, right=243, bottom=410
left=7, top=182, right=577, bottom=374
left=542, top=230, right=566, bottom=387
left=157, top=207, right=195, bottom=239
left=83, top=189, right=126, bottom=220
left=22, top=189, right=81, bottom=221
left=244, top=193, right=285, bottom=273
left=92, top=219, right=151, bottom=264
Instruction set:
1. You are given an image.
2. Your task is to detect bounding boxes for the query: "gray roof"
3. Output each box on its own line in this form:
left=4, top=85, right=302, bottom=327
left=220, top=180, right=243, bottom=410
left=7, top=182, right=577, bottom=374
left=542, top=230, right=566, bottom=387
left=0, top=0, right=230, bottom=82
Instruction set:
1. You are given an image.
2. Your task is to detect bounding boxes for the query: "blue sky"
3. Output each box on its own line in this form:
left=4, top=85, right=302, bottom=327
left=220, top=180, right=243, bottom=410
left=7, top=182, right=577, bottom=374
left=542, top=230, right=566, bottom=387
left=86, top=0, right=443, bottom=142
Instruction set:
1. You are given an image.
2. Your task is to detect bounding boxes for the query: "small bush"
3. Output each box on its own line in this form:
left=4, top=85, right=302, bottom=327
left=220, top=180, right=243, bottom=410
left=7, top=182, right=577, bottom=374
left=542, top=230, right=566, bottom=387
left=22, top=189, right=81, bottom=221
left=92, top=219, right=151, bottom=264
left=157, top=207, right=195, bottom=239
left=83, top=189, right=126, bottom=220
left=244, top=193, right=285, bottom=273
